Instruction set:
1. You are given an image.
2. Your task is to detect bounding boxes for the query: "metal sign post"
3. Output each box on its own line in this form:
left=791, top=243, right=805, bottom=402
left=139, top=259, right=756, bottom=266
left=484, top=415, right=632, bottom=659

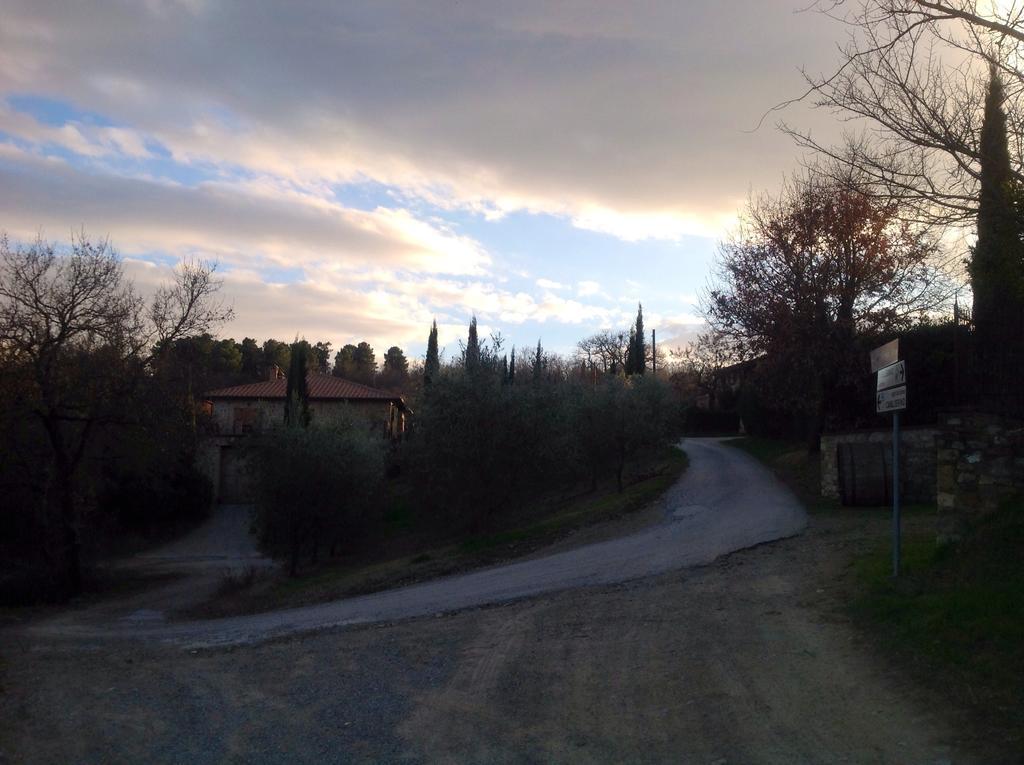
left=872, top=341, right=906, bottom=577
left=892, top=409, right=901, bottom=577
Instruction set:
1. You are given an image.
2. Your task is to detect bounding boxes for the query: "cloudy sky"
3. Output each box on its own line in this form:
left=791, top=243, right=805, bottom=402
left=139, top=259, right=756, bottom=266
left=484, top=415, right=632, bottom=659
left=0, top=1, right=845, bottom=360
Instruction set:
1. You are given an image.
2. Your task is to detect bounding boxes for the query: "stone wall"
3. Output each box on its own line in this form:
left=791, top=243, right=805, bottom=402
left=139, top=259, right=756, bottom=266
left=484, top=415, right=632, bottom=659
left=821, top=426, right=939, bottom=504
left=936, top=410, right=1024, bottom=541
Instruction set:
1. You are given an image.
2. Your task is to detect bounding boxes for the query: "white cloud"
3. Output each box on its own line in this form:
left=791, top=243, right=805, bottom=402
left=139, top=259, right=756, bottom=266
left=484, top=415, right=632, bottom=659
left=536, top=277, right=567, bottom=290
left=0, top=1, right=844, bottom=241
left=0, top=147, right=489, bottom=276
left=125, top=258, right=434, bottom=355
left=571, top=205, right=738, bottom=242
left=0, top=104, right=153, bottom=160
left=0, top=2, right=853, bottom=355
left=679, top=292, right=699, bottom=306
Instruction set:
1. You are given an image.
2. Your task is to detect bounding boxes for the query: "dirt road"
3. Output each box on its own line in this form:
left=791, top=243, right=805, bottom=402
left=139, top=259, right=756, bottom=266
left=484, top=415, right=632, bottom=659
left=1, top=514, right=981, bottom=764
left=0, top=439, right=990, bottom=763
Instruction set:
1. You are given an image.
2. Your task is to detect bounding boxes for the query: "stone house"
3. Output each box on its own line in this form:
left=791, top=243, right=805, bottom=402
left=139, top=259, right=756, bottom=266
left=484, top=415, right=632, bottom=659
left=198, top=371, right=409, bottom=503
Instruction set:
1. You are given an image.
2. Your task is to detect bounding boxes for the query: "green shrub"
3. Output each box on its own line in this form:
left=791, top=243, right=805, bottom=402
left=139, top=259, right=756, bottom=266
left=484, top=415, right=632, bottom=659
left=251, top=416, right=384, bottom=575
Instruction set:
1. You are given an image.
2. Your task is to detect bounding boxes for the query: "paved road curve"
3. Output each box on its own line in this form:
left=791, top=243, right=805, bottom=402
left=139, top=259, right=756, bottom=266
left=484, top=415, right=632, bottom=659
left=32, top=438, right=806, bottom=648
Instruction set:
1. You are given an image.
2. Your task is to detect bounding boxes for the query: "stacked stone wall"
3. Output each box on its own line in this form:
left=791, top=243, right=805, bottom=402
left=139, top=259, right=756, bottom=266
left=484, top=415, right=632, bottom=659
left=936, top=411, right=1024, bottom=541
left=821, top=427, right=938, bottom=504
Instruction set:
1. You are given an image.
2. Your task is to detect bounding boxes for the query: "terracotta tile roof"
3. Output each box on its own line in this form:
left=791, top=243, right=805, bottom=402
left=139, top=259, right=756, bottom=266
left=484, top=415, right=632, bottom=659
left=205, top=375, right=407, bottom=409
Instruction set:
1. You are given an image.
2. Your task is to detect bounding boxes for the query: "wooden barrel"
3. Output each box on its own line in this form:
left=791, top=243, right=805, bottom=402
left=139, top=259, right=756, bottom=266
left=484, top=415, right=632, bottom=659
left=837, top=442, right=891, bottom=507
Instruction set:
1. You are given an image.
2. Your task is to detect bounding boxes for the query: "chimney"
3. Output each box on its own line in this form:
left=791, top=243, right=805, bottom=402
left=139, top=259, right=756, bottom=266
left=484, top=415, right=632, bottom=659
left=267, top=364, right=285, bottom=381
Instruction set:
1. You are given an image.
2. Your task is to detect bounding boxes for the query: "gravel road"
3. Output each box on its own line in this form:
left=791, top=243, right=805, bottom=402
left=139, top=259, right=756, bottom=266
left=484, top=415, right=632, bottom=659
left=1, top=514, right=984, bottom=763
left=1, top=438, right=993, bottom=763
left=27, top=438, right=807, bottom=647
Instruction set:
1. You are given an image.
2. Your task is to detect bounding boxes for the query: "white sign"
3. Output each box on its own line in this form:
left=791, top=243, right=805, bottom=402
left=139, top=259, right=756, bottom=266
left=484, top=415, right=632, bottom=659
left=876, top=361, right=907, bottom=391
left=870, top=339, right=899, bottom=373
left=877, top=385, right=907, bottom=413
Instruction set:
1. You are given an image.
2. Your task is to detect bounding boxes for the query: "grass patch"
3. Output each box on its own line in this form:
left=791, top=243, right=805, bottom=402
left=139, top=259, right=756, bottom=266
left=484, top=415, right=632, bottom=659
left=851, top=499, right=1024, bottom=740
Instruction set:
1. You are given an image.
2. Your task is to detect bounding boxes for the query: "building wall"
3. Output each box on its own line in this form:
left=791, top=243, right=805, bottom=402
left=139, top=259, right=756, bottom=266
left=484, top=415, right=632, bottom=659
left=936, top=410, right=1024, bottom=541
left=200, top=397, right=402, bottom=502
left=821, top=426, right=938, bottom=504
left=209, top=397, right=397, bottom=436
left=196, top=437, right=223, bottom=499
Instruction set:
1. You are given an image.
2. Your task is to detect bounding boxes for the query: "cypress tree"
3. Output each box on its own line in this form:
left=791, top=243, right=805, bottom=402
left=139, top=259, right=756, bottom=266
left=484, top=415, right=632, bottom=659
left=532, top=339, right=544, bottom=381
left=633, top=303, right=646, bottom=375
left=501, top=354, right=509, bottom=383
left=284, top=340, right=311, bottom=427
left=509, top=345, right=516, bottom=384
left=971, top=66, right=1024, bottom=399
left=465, top=316, right=481, bottom=373
left=424, top=319, right=440, bottom=385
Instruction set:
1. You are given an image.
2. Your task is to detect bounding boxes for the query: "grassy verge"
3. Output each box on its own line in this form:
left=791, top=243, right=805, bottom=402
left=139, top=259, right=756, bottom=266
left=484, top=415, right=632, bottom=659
left=458, top=449, right=687, bottom=554
left=724, top=435, right=1023, bottom=749
left=184, top=445, right=688, bottom=618
left=850, top=499, right=1024, bottom=746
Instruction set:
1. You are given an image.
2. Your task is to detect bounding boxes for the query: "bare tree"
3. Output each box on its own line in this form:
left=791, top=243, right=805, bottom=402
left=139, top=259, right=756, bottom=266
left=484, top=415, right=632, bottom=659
left=782, top=1, right=1024, bottom=227
left=576, top=330, right=629, bottom=374
left=150, top=258, right=232, bottom=354
left=0, top=232, right=232, bottom=596
left=672, top=331, right=746, bottom=409
left=577, top=328, right=668, bottom=376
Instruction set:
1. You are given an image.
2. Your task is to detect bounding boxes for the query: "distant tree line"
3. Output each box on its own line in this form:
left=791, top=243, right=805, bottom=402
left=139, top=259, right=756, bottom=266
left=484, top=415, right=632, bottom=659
left=155, top=334, right=413, bottom=395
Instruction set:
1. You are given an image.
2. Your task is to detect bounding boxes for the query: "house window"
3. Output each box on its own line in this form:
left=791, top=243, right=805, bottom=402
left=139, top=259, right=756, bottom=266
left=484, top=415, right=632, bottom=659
left=233, top=407, right=260, bottom=434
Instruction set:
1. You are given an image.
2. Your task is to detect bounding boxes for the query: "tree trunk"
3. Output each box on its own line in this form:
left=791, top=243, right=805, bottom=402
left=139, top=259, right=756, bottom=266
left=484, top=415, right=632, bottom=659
left=805, top=375, right=826, bottom=454
left=57, top=475, right=82, bottom=598
left=805, top=412, right=822, bottom=455
left=289, top=522, right=301, bottom=577
left=616, top=442, right=626, bottom=493
left=41, top=415, right=83, bottom=598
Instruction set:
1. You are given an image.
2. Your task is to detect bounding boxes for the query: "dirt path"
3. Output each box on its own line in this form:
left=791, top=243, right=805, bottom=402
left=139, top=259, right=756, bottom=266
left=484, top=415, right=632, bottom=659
left=0, top=512, right=984, bottom=764
left=17, top=504, right=277, bottom=633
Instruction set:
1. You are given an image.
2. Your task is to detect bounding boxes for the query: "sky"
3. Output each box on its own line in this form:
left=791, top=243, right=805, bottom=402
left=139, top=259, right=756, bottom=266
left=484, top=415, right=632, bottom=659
left=0, top=1, right=846, bottom=362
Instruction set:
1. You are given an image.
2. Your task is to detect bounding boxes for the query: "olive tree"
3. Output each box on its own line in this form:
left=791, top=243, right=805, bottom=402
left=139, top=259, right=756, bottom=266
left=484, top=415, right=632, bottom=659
left=250, top=419, right=384, bottom=575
